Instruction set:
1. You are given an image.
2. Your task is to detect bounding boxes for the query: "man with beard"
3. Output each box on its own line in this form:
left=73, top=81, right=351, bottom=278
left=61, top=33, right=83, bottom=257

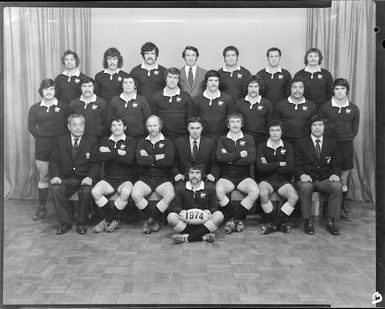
left=168, top=161, right=224, bottom=244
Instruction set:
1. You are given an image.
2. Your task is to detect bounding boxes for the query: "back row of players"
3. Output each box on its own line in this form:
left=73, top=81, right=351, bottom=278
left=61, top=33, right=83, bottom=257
left=28, top=43, right=360, bottom=242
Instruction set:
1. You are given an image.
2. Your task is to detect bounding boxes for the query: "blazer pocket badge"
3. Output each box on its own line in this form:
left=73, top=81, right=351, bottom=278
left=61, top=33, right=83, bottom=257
left=325, top=156, right=331, bottom=164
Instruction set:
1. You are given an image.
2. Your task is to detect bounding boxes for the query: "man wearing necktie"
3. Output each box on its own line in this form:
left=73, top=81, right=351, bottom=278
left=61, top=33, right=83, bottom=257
left=295, top=114, right=343, bottom=236
left=49, top=114, right=99, bottom=235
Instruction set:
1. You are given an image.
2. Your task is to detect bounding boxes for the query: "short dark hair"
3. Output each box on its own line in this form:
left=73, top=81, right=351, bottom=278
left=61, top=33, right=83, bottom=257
left=202, top=70, right=220, bottom=92
left=61, top=50, right=80, bottom=67
left=187, top=116, right=204, bottom=127
left=245, top=74, right=265, bottom=94
left=103, top=47, right=123, bottom=69
left=266, top=119, right=283, bottom=131
left=304, top=47, right=323, bottom=65
left=141, top=42, right=159, bottom=58
left=182, top=46, right=199, bottom=58
left=266, top=47, right=282, bottom=57
left=226, top=112, right=244, bottom=126
left=223, top=45, right=239, bottom=58
left=309, top=114, right=326, bottom=127
left=164, top=67, right=181, bottom=81
left=333, top=78, right=350, bottom=95
left=122, top=73, right=138, bottom=89
left=185, top=160, right=206, bottom=180
left=79, top=76, right=95, bottom=87
left=109, top=115, right=127, bottom=129
left=290, top=76, right=306, bottom=88
left=38, top=79, right=55, bottom=97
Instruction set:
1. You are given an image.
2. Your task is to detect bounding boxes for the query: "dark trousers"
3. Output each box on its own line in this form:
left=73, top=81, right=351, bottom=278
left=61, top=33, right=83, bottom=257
left=49, top=176, right=92, bottom=224
left=297, top=179, right=342, bottom=220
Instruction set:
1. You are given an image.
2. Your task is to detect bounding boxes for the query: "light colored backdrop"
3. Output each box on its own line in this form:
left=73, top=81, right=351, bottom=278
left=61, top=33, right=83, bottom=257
left=89, top=8, right=307, bottom=77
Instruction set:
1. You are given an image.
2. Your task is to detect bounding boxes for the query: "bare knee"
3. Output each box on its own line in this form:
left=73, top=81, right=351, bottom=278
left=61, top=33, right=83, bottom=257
left=167, top=212, right=180, bottom=226
left=211, top=211, right=224, bottom=226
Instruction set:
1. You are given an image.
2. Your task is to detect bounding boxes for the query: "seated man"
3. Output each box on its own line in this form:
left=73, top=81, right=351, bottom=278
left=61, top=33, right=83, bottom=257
left=295, top=114, right=343, bottom=236
left=216, top=112, right=259, bottom=234
left=131, top=115, right=175, bottom=234
left=168, top=161, right=224, bottom=244
left=256, top=119, right=298, bottom=234
left=49, top=114, right=99, bottom=235
left=91, top=116, right=136, bottom=233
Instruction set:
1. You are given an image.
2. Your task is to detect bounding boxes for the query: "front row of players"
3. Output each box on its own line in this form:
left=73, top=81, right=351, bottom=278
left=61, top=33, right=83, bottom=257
left=48, top=112, right=343, bottom=241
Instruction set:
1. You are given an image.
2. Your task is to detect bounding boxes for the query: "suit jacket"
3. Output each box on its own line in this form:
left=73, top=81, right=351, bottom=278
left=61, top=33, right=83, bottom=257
left=179, top=65, right=207, bottom=99
left=50, top=133, right=100, bottom=181
left=172, top=135, right=220, bottom=180
left=294, top=135, right=342, bottom=181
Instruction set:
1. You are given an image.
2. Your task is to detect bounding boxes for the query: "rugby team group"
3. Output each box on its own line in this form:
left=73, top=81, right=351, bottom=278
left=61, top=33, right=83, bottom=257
left=27, top=42, right=360, bottom=243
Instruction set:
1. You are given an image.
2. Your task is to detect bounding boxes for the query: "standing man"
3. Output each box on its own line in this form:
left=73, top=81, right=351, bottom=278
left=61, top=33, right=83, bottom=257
left=275, top=77, right=317, bottom=146
left=95, top=47, right=129, bottom=104
left=192, top=70, right=233, bottom=140
left=294, top=47, right=333, bottom=111
left=49, top=114, right=99, bottom=235
left=295, top=114, right=343, bottom=236
left=218, top=45, right=251, bottom=101
left=91, top=116, right=136, bottom=233
left=55, top=50, right=88, bottom=105
left=216, top=112, right=259, bottom=234
left=107, top=74, right=151, bottom=140
left=234, top=74, right=274, bottom=149
left=179, top=46, right=207, bottom=99
left=69, top=77, right=108, bottom=142
left=319, top=78, right=360, bottom=220
left=257, top=47, right=292, bottom=107
left=168, top=161, right=224, bottom=244
left=130, top=42, right=167, bottom=105
left=256, top=120, right=298, bottom=234
left=151, top=67, right=193, bottom=140
left=172, top=117, right=220, bottom=184
left=131, top=115, right=175, bottom=234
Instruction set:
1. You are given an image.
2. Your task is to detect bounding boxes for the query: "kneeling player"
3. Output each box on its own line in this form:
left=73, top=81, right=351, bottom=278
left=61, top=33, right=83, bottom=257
left=216, top=112, right=259, bottom=234
left=168, top=161, right=224, bottom=244
left=256, top=119, right=298, bottom=234
left=91, top=116, right=136, bottom=233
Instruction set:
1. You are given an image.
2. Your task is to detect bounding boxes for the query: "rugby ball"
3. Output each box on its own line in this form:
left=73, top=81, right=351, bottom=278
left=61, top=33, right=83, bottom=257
left=183, top=208, right=210, bottom=225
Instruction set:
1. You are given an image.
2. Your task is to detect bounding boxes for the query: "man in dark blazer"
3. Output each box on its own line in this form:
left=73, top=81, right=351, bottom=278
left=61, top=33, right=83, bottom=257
left=172, top=117, right=220, bottom=183
left=49, top=114, right=99, bottom=235
left=179, top=46, right=207, bottom=99
left=295, top=114, right=343, bottom=236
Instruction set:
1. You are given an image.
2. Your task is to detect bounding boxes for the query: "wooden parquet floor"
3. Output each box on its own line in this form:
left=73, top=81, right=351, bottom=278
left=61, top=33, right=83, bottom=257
left=2, top=199, right=375, bottom=307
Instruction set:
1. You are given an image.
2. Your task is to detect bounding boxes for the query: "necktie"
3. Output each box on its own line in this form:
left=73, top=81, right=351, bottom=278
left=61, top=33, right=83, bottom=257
left=192, top=140, right=198, bottom=159
left=188, top=67, right=194, bottom=87
left=72, top=138, right=79, bottom=159
left=315, top=139, right=321, bottom=159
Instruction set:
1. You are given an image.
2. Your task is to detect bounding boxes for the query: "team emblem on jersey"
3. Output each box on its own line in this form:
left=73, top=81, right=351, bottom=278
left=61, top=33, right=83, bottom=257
left=257, top=105, right=263, bottom=110
left=280, top=148, right=286, bottom=154
left=118, top=76, right=122, bottom=81
left=318, top=74, right=323, bottom=79
left=240, top=140, right=246, bottom=146
left=159, top=143, right=164, bottom=148
left=218, top=100, right=224, bottom=106
left=54, top=107, right=61, bottom=112
left=237, top=73, right=243, bottom=79
left=278, top=74, right=283, bottom=79
left=176, top=97, right=182, bottom=102
left=120, top=144, right=126, bottom=149
left=302, top=106, right=308, bottom=111
left=132, top=103, right=138, bottom=108
left=75, top=78, right=80, bottom=83
left=85, top=152, right=90, bottom=159
left=325, top=156, right=331, bottom=164
left=154, top=70, right=159, bottom=75
left=346, top=108, right=351, bottom=114
left=200, top=192, right=206, bottom=198
left=92, top=104, right=98, bottom=110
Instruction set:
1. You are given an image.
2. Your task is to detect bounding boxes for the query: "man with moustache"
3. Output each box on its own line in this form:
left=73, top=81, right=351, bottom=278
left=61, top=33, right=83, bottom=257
left=131, top=115, right=175, bottom=234
left=49, top=114, right=99, bottom=235
left=172, top=117, right=220, bottom=184
left=192, top=70, right=233, bottom=140
left=257, top=47, right=292, bottom=107
left=69, top=77, right=107, bottom=142
left=234, top=74, right=274, bottom=149
left=218, top=46, right=251, bottom=101
left=295, top=114, right=343, bottom=236
left=55, top=50, right=88, bottom=105
left=275, top=77, right=317, bottom=146
left=95, top=47, right=129, bottom=104
left=130, top=42, right=167, bottom=105
left=168, top=161, right=224, bottom=244
left=151, top=67, right=193, bottom=140
left=216, top=112, right=259, bottom=234
left=179, top=46, right=207, bottom=99
left=107, top=74, right=151, bottom=140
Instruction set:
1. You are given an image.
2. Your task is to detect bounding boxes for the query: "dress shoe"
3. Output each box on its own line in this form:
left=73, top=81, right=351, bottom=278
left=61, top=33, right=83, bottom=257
left=304, top=221, right=315, bottom=235
left=326, top=221, right=340, bottom=236
left=56, top=222, right=72, bottom=235
left=340, top=208, right=349, bottom=220
left=76, top=223, right=87, bottom=234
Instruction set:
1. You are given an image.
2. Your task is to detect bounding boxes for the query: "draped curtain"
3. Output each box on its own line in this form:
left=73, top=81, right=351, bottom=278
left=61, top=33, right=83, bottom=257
left=3, top=7, right=91, bottom=199
left=306, top=0, right=376, bottom=202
